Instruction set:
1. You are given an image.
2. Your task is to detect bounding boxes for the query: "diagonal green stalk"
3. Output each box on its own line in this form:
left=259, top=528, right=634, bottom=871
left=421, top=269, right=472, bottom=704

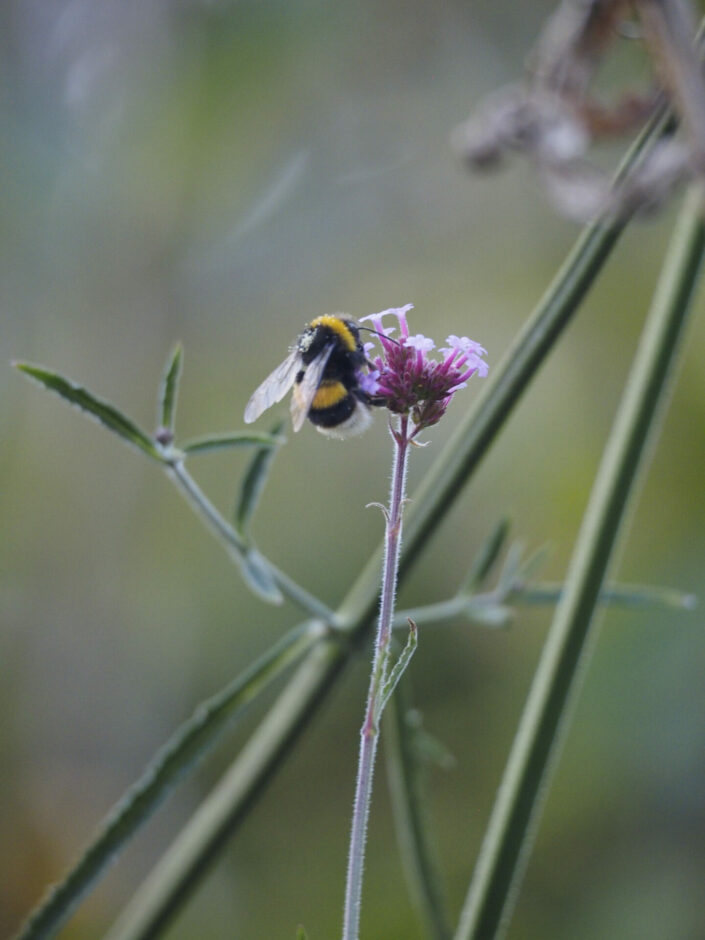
left=13, top=621, right=322, bottom=940
left=99, top=110, right=676, bottom=940
left=166, top=459, right=337, bottom=622
left=454, top=185, right=705, bottom=940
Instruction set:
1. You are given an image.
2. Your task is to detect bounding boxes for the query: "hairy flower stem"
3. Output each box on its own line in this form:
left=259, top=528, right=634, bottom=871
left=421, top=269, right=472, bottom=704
left=343, top=415, right=410, bottom=940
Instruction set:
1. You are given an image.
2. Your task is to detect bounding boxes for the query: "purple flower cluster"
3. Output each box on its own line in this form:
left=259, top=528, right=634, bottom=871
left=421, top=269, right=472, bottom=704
left=359, top=304, right=488, bottom=434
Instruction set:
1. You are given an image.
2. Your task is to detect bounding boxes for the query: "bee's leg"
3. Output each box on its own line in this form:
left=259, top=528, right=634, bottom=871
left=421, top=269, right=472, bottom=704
left=356, top=389, right=387, bottom=409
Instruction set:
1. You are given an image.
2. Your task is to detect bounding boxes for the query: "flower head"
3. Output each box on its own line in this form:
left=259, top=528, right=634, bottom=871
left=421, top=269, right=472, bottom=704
left=360, top=305, right=488, bottom=434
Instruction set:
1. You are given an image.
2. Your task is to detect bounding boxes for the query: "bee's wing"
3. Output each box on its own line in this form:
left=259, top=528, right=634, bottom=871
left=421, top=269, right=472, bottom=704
left=290, top=343, right=335, bottom=432
left=243, top=349, right=302, bottom=424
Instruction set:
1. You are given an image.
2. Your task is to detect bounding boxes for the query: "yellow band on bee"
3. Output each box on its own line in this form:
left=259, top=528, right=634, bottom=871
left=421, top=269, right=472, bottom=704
left=309, top=315, right=357, bottom=352
left=312, top=379, right=349, bottom=409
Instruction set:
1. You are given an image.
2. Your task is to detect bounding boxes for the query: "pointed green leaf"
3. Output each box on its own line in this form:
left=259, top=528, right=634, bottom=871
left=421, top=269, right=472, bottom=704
left=239, top=547, right=284, bottom=604
left=181, top=431, right=285, bottom=456
left=461, top=518, right=511, bottom=592
left=377, top=620, right=418, bottom=721
left=296, top=927, right=310, bottom=940
left=236, top=420, right=285, bottom=535
left=15, top=362, right=163, bottom=462
left=495, top=539, right=526, bottom=599
left=158, top=343, right=183, bottom=437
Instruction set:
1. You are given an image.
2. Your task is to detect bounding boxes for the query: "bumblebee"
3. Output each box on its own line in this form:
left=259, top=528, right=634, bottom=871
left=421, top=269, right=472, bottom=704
left=244, top=315, right=378, bottom=438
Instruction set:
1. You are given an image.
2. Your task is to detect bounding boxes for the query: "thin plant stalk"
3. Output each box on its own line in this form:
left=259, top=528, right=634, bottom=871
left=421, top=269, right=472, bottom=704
left=166, top=459, right=337, bottom=624
left=392, top=579, right=695, bottom=628
left=342, top=416, right=410, bottom=940
left=454, top=184, right=705, bottom=940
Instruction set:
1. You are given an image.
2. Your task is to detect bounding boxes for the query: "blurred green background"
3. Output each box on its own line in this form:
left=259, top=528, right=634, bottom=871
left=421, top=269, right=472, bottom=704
left=3, top=1, right=705, bottom=937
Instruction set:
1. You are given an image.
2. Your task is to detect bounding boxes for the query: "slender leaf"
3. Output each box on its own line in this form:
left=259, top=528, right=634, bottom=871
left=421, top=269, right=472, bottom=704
left=240, top=547, right=284, bottom=604
left=236, top=420, right=285, bottom=535
left=15, top=363, right=162, bottom=461
left=158, top=344, right=183, bottom=435
left=494, top=541, right=526, bottom=598
left=15, top=621, right=320, bottom=940
left=181, top=431, right=284, bottom=455
left=377, top=621, right=418, bottom=721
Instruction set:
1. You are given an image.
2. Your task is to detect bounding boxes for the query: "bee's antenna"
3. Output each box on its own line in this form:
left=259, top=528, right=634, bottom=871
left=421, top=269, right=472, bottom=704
left=358, top=325, right=402, bottom=347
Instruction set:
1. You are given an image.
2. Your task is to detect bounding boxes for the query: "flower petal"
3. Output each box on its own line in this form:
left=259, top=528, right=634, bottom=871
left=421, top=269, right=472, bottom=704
left=404, top=334, right=435, bottom=352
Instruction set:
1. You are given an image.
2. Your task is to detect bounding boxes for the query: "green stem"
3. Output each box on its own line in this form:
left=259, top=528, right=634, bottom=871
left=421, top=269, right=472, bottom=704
left=166, top=459, right=248, bottom=552
left=167, top=460, right=337, bottom=623
left=392, top=579, right=695, bottom=628
left=454, top=185, right=705, bottom=940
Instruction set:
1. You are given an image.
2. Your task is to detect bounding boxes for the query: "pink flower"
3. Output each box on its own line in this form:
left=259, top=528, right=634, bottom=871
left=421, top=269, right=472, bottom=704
left=405, top=334, right=436, bottom=353
left=360, top=305, right=488, bottom=433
